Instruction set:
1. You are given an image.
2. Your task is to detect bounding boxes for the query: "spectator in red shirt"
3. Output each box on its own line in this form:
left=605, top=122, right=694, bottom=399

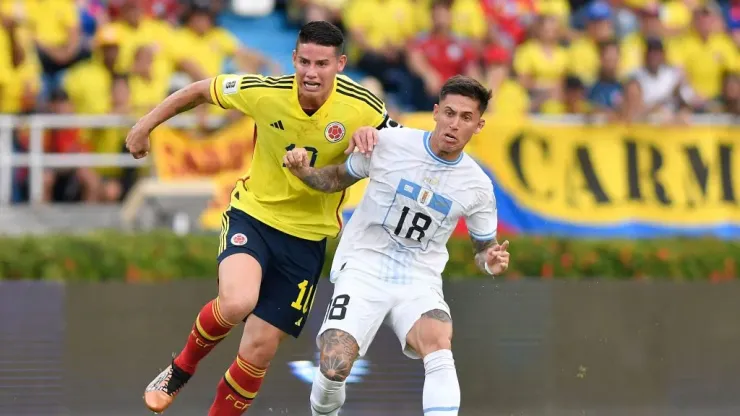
left=480, top=0, right=537, bottom=47
left=481, top=25, right=513, bottom=96
left=42, top=89, right=104, bottom=203
left=406, top=0, right=482, bottom=110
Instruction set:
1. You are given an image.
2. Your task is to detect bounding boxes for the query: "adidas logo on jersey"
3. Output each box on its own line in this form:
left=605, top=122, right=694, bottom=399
left=270, top=120, right=285, bottom=130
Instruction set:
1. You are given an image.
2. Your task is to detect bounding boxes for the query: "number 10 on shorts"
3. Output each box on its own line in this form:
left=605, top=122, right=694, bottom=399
left=291, top=280, right=316, bottom=326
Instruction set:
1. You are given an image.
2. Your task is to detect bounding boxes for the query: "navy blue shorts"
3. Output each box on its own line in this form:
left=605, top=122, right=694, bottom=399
left=217, top=208, right=327, bottom=338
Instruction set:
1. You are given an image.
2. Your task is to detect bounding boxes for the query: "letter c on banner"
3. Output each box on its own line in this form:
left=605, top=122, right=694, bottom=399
left=509, top=132, right=552, bottom=199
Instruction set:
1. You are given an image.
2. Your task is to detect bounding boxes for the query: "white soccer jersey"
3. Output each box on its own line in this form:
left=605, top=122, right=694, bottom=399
left=332, top=127, right=498, bottom=287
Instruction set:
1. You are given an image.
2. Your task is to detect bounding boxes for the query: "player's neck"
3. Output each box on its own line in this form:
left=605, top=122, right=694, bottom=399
left=429, top=132, right=462, bottom=162
left=297, top=90, right=330, bottom=113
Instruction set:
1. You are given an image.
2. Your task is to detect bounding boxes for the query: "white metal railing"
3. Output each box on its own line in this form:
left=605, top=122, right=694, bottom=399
left=0, top=113, right=737, bottom=205
left=0, top=114, right=226, bottom=206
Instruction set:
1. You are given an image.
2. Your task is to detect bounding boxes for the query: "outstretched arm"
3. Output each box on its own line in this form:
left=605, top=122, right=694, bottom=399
left=125, top=78, right=215, bottom=158
left=136, top=78, right=215, bottom=132
left=283, top=148, right=363, bottom=193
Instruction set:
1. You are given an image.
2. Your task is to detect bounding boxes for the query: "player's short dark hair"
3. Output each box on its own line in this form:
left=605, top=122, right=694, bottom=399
left=439, top=75, right=493, bottom=114
left=296, top=21, right=345, bottom=55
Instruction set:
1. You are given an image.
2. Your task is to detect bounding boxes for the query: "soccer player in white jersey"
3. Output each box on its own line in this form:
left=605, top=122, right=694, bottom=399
left=283, top=75, right=510, bottom=416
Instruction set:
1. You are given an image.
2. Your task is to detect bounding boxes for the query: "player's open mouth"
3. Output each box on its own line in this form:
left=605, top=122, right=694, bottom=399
left=303, top=81, right=321, bottom=91
left=444, top=133, right=457, bottom=143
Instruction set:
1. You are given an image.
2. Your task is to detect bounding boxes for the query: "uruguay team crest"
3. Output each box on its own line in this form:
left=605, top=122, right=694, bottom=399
left=324, top=121, right=346, bottom=143
left=417, top=188, right=433, bottom=206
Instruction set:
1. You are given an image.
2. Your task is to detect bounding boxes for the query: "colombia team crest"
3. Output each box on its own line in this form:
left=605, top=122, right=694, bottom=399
left=324, top=121, right=346, bottom=143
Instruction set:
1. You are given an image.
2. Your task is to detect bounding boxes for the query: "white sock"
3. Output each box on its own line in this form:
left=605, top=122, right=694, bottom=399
left=310, top=370, right=346, bottom=416
left=422, top=349, right=460, bottom=415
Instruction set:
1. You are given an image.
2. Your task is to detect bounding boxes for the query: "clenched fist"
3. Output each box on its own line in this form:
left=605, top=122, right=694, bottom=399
left=283, top=147, right=312, bottom=178
left=125, top=121, right=151, bottom=159
left=485, top=240, right=510, bottom=275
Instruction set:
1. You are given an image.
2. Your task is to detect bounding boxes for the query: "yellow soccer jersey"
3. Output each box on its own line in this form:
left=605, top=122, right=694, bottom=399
left=210, top=73, right=389, bottom=241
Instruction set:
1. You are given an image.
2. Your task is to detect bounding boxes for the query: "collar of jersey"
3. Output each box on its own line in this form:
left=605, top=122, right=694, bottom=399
left=423, top=131, right=463, bottom=165
left=290, top=74, right=338, bottom=119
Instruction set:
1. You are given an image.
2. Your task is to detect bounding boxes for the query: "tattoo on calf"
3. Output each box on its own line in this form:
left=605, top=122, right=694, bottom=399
left=319, top=329, right=359, bottom=382
left=422, top=309, right=452, bottom=323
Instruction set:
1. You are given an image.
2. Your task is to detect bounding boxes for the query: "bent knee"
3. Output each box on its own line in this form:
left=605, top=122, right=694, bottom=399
left=417, top=335, right=452, bottom=357
left=217, top=294, right=256, bottom=322
left=218, top=254, right=262, bottom=321
left=318, top=329, right=359, bottom=382
left=412, top=309, right=453, bottom=357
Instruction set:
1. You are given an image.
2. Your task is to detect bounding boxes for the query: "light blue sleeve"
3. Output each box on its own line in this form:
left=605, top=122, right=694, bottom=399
left=345, top=152, right=370, bottom=179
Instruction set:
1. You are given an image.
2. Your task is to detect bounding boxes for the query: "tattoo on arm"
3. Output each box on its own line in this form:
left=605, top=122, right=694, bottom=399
left=422, top=309, right=452, bottom=323
left=300, top=164, right=361, bottom=193
left=319, top=329, right=360, bottom=382
left=472, top=237, right=498, bottom=274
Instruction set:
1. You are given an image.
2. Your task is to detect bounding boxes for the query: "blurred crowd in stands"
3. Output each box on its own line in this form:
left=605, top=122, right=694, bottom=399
left=1, top=0, right=739, bottom=204
left=287, top=0, right=739, bottom=120
left=1, top=0, right=281, bottom=203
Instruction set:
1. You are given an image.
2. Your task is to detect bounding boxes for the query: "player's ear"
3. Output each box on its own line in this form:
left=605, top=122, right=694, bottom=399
left=432, top=104, right=439, bottom=121
left=292, top=50, right=297, bottom=66
left=475, top=118, right=485, bottom=134
left=337, top=54, right=347, bottom=72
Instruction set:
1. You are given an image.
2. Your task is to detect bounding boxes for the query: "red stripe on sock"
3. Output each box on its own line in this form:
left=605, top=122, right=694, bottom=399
left=174, top=299, right=235, bottom=374
left=208, top=356, right=267, bottom=416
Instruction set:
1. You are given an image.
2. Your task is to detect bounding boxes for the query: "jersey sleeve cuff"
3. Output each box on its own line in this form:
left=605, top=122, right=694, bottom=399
left=345, top=154, right=364, bottom=179
left=210, top=76, right=227, bottom=109
left=469, top=230, right=496, bottom=241
left=375, top=113, right=390, bottom=129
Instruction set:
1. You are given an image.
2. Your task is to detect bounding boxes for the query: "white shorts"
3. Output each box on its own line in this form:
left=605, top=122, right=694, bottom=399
left=315, top=269, right=451, bottom=359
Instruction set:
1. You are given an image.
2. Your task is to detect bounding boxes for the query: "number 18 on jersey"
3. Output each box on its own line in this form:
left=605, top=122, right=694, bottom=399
left=382, top=179, right=452, bottom=250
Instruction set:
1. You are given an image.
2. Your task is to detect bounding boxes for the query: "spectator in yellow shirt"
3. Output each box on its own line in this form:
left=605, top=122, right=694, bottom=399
left=176, top=2, right=281, bottom=122
left=0, top=14, right=27, bottom=113
left=567, top=1, right=616, bottom=86
left=620, top=4, right=682, bottom=75
left=128, top=45, right=161, bottom=117
left=179, top=3, right=281, bottom=79
left=0, top=4, right=42, bottom=114
left=109, top=0, right=205, bottom=102
left=662, top=0, right=700, bottom=37
left=343, top=0, right=416, bottom=95
left=27, top=0, right=86, bottom=83
left=63, top=25, right=131, bottom=202
left=679, top=7, right=740, bottom=107
left=513, top=14, right=568, bottom=110
left=483, top=44, right=530, bottom=116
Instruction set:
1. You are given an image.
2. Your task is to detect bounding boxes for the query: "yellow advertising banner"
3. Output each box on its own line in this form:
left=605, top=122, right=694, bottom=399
left=403, top=113, right=740, bottom=236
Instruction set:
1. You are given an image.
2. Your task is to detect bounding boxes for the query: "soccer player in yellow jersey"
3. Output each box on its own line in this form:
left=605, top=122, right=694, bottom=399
left=124, top=21, right=396, bottom=415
